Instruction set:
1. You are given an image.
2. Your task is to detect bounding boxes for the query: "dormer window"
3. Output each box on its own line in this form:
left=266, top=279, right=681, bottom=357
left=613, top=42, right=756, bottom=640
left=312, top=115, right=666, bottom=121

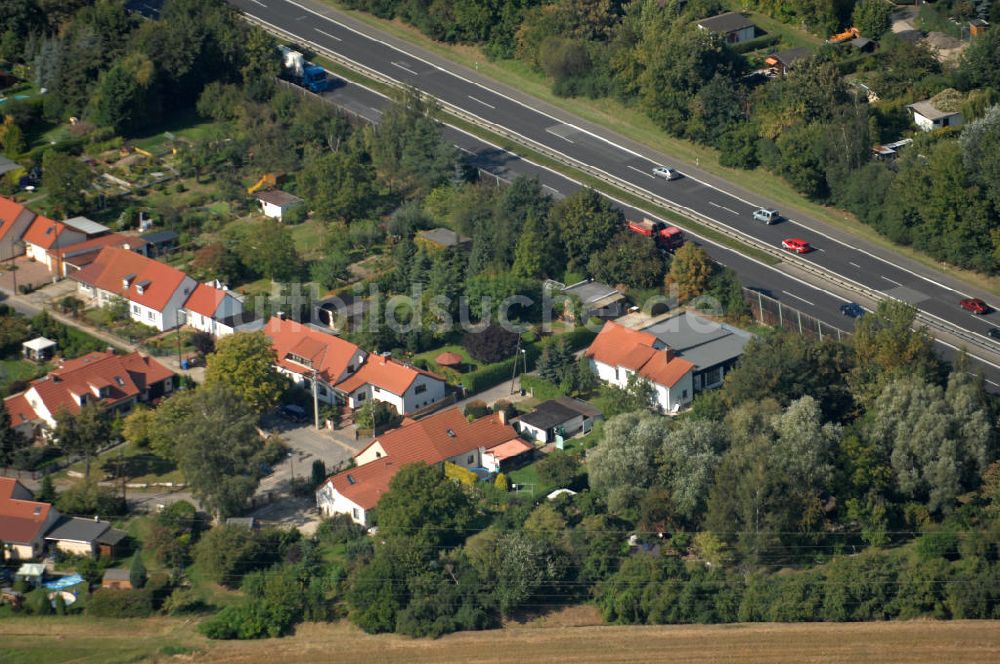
left=347, top=474, right=356, bottom=485
left=122, top=273, right=136, bottom=288
left=135, top=280, right=151, bottom=295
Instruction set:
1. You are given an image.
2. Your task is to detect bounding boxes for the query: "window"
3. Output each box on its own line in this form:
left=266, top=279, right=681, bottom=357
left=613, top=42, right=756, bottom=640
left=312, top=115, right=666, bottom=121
left=352, top=507, right=360, bottom=520
left=467, top=455, right=474, bottom=464
left=319, top=385, right=327, bottom=396
left=147, top=310, right=155, bottom=320
left=132, top=304, right=140, bottom=314
left=414, top=384, right=426, bottom=394
left=682, top=389, right=688, bottom=399
left=356, top=393, right=366, bottom=402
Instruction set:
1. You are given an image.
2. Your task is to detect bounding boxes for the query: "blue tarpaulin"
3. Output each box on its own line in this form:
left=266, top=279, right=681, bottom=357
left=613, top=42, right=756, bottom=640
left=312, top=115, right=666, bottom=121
left=43, top=574, right=83, bottom=590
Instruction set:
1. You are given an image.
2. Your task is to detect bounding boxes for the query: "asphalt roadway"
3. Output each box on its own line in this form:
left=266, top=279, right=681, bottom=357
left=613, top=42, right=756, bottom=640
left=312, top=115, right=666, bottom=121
left=227, top=0, right=1000, bottom=388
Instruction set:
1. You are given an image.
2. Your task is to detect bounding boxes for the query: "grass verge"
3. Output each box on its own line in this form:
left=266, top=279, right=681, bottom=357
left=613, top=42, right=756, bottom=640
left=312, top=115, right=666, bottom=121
left=316, top=1, right=1000, bottom=294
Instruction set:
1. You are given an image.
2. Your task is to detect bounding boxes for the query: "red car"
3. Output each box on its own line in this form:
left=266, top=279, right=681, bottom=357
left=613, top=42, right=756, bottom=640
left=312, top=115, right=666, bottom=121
left=781, top=238, right=811, bottom=254
left=960, top=298, right=990, bottom=315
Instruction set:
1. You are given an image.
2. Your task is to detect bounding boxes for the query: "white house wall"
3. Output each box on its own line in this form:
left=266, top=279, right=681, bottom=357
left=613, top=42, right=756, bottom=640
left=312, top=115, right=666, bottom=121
left=517, top=421, right=548, bottom=443
left=316, top=482, right=368, bottom=525
left=354, top=440, right=387, bottom=467
left=401, top=374, right=446, bottom=413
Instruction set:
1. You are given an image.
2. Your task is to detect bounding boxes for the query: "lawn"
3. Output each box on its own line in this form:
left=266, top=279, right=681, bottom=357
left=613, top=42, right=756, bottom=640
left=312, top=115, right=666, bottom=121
left=0, top=357, right=48, bottom=392
left=61, top=440, right=182, bottom=486
left=412, top=344, right=481, bottom=376
left=290, top=218, right=330, bottom=259
left=320, top=1, right=1000, bottom=295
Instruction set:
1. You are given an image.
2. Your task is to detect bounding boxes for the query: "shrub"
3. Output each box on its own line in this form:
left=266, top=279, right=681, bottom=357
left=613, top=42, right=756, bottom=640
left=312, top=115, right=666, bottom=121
left=87, top=588, right=154, bottom=618
left=536, top=451, right=584, bottom=490
left=463, top=324, right=519, bottom=364
left=316, top=514, right=367, bottom=545
left=463, top=399, right=490, bottom=419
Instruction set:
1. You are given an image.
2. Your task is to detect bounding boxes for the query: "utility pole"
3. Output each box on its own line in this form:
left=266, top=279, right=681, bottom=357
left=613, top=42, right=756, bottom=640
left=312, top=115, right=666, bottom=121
left=312, top=368, right=320, bottom=430
left=509, top=336, right=522, bottom=394
left=175, top=309, right=183, bottom=367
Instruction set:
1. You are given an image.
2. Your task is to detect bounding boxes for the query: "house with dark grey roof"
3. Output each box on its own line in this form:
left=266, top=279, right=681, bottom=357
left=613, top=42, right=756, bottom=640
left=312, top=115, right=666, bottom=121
left=765, top=47, right=812, bottom=76
left=514, top=397, right=602, bottom=445
left=696, top=12, right=756, bottom=43
left=641, top=311, right=753, bottom=392
left=45, top=516, right=127, bottom=558
left=558, top=279, right=627, bottom=322
left=140, top=229, right=178, bottom=257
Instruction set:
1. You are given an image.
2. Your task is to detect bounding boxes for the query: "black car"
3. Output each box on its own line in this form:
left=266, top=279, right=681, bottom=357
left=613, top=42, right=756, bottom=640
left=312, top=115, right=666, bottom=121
left=280, top=403, right=307, bottom=421
left=988, top=328, right=1000, bottom=341
left=840, top=302, right=865, bottom=318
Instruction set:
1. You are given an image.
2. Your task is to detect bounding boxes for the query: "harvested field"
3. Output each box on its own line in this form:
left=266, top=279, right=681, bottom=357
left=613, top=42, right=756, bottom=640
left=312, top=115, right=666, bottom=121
left=2, top=615, right=1000, bottom=664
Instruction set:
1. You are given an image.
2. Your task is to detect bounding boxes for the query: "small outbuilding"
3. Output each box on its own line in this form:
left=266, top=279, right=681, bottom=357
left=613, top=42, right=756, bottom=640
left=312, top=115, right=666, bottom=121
left=514, top=397, right=603, bottom=446
left=696, top=12, right=756, bottom=44
left=415, top=228, right=472, bottom=251
left=256, top=189, right=304, bottom=222
left=15, top=563, right=45, bottom=587
left=558, top=280, right=627, bottom=322
left=22, top=337, right=57, bottom=363
left=101, top=568, right=133, bottom=590
left=140, top=229, right=179, bottom=258
left=907, top=97, right=964, bottom=132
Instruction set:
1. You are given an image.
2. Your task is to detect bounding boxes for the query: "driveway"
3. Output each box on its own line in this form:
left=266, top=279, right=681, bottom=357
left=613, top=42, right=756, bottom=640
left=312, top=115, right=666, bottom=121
left=0, top=257, right=56, bottom=293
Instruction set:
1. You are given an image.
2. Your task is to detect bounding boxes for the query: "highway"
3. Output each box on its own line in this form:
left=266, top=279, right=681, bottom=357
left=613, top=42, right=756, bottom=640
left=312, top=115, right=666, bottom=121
left=228, top=0, right=1000, bottom=388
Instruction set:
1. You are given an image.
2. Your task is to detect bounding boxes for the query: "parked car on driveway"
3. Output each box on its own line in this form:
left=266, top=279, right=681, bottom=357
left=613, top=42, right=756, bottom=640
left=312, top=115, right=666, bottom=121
left=840, top=302, right=865, bottom=318
left=652, top=166, right=681, bottom=180
left=960, top=298, right=990, bottom=315
left=781, top=238, right=811, bottom=254
left=280, top=403, right=307, bottom=421
left=753, top=208, right=780, bottom=224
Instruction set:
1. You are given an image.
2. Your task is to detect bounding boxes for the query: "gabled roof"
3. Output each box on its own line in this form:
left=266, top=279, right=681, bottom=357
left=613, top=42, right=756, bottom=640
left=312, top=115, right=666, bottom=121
left=586, top=320, right=695, bottom=389
left=52, top=233, right=147, bottom=261
left=0, top=477, right=53, bottom=545
left=697, top=11, right=754, bottom=34
left=255, top=189, right=303, bottom=207
left=326, top=409, right=518, bottom=510
left=71, top=246, right=192, bottom=312
left=183, top=283, right=232, bottom=318
left=4, top=392, right=39, bottom=426
left=335, top=354, right=443, bottom=396
left=44, top=515, right=110, bottom=543
left=585, top=321, right=661, bottom=370
left=23, top=351, right=173, bottom=418
left=518, top=396, right=602, bottom=430
left=0, top=195, right=36, bottom=242
left=264, top=316, right=363, bottom=384
left=485, top=438, right=534, bottom=461
left=140, top=230, right=178, bottom=245
left=907, top=99, right=960, bottom=121
left=22, top=216, right=67, bottom=249
left=61, top=216, right=109, bottom=236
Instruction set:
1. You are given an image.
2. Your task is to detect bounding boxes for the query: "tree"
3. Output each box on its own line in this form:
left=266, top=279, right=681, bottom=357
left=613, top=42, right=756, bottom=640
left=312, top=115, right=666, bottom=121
left=0, top=403, right=27, bottom=470
left=536, top=451, right=584, bottom=490
left=511, top=211, right=549, bottom=279
left=958, top=23, right=1000, bottom=91
left=666, top=243, right=713, bottom=302
left=122, top=406, right=157, bottom=449
left=310, top=250, right=351, bottom=290
left=190, top=242, right=243, bottom=284
left=849, top=300, right=943, bottom=408
left=588, top=232, right=665, bottom=289
left=53, top=402, right=111, bottom=477
left=42, top=150, right=91, bottom=216
left=129, top=551, right=148, bottom=589
left=463, top=323, right=520, bottom=364
left=88, top=53, right=159, bottom=134
left=959, top=105, right=1000, bottom=211
left=36, top=474, right=57, bottom=503
left=866, top=373, right=992, bottom=513
left=149, top=385, right=263, bottom=519
left=205, top=331, right=288, bottom=414
left=853, top=0, right=893, bottom=39
left=236, top=221, right=302, bottom=282
left=588, top=412, right=670, bottom=510
left=655, top=419, right=725, bottom=523
left=601, top=372, right=656, bottom=417
left=551, top=189, right=624, bottom=272
left=190, top=330, right=216, bottom=356
left=298, top=145, right=377, bottom=222
left=194, top=524, right=267, bottom=589
left=376, top=463, right=473, bottom=549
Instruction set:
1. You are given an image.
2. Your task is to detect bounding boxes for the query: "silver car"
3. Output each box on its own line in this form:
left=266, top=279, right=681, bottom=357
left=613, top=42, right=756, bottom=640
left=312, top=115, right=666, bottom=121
left=652, top=166, right=681, bottom=180
left=753, top=208, right=780, bottom=224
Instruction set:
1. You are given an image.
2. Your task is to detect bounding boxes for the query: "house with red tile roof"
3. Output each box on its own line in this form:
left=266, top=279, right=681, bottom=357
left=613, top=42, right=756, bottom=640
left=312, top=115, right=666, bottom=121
left=23, top=216, right=90, bottom=270
left=182, top=282, right=258, bottom=338
left=7, top=350, right=174, bottom=430
left=0, top=195, right=36, bottom=260
left=3, top=392, right=41, bottom=439
left=263, top=315, right=368, bottom=405
left=0, top=477, right=60, bottom=561
left=584, top=320, right=695, bottom=413
left=317, top=408, right=523, bottom=525
left=71, top=246, right=197, bottom=332
left=335, top=354, right=447, bottom=415
left=49, top=233, right=148, bottom=278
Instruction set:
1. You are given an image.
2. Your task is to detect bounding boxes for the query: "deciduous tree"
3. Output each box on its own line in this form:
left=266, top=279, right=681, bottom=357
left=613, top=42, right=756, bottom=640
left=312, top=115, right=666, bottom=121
left=205, top=331, right=288, bottom=414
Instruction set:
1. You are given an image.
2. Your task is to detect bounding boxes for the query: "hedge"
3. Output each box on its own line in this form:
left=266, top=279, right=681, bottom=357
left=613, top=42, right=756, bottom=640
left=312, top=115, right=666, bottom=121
left=457, top=328, right=593, bottom=394
left=731, top=33, right=782, bottom=55
left=87, top=588, right=154, bottom=618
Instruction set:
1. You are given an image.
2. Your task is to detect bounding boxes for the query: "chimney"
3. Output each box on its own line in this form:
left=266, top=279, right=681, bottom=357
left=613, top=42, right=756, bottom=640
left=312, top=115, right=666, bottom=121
left=497, top=409, right=507, bottom=425
left=663, top=348, right=675, bottom=362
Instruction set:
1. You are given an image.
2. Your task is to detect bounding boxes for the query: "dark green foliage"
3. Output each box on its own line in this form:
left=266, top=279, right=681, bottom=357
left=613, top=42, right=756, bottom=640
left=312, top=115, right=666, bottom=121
left=377, top=463, right=473, bottom=549
left=193, top=525, right=294, bottom=589
left=130, top=552, right=148, bottom=589
left=88, top=588, right=154, bottom=618
left=463, top=324, right=520, bottom=364
left=535, top=451, right=584, bottom=490
left=56, top=481, right=126, bottom=517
